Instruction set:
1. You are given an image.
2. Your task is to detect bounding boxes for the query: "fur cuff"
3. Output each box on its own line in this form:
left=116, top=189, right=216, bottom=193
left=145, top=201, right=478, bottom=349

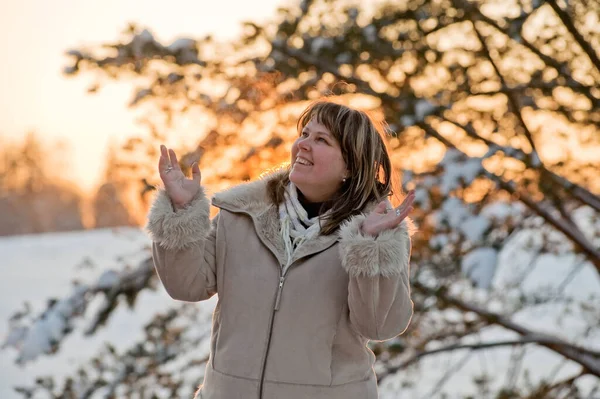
left=145, top=187, right=211, bottom=251
left=338, top=215, right=413, bottom=278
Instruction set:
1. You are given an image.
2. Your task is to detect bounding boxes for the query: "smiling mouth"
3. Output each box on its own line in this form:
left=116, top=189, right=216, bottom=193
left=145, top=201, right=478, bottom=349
left=295, top=158, right=313, bottom=166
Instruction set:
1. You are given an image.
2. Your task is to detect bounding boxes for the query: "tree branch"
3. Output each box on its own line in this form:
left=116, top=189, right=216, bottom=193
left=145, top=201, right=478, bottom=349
left=412, top=280, right=600, bottom=377
left=527, top=369, right=585, bottom=398
left=418, top=122, right=600, bottom=274
left=545, top=0, right=600, bottom=73
left=425, top=350, right=473, bottom=398
left=378, top=337, right=598, bottom=383
left=441, top=116, right=600, bottom=213
left=455, top=0, right=598, bottom=106
left=471, top=21, right=540, bottom=162
left=271, top=42, right=402, bottom=107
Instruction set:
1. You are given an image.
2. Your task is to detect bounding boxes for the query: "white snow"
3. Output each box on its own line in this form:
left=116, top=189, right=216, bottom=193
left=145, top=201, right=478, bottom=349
left=440, top=197, right=470, bottom=228
left=481, top=201, right=524, bottom=221
left=167, top=38, right=196, bottom=52
left=65, top=49, right=83, bottom=58
left=62, top=65, right=77, bottom=75
left=130, top=88, right=152, bottom=106
left=400, top=115, right=416, bottom=126
left=431, top=197, right=492, bottom=243
left=95, top=269, right=120, bottom=290
left=347, top=7, right=358, bottom=21
left=460, top=214, right=491, bottom=242
left=363, top=25, right=378, bottom=43
left=0, top=228, right=172, bottom=398
left=439, top=148, right=483, bottom=195
left=310, top=37, right=333, bottom=54
left=429, top=234, right=449, bottom=249
left=129, top=29, right=156, bottom=59
left=414, top=98, right=437, bottom=122
left=530, top=152, right=542, bottom=167
left=461, top=247, right=498, bottom=289
left=335, top=52, right=352, bottom=65
left=413, top=187, right=431, bottom=210
left=299, top=0, right=310, bottom=14
left=16, top=285, right=88, bottom=364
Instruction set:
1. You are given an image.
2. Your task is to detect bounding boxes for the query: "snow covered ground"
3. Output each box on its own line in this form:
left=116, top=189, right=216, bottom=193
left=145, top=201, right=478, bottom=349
left=0, top=228, right=170, bottom=398
left=1, top=226, right=599, bottom=398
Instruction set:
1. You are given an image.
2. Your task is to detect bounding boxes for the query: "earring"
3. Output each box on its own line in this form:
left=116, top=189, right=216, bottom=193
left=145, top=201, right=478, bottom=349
left=342, top=177, right=347, bottom=183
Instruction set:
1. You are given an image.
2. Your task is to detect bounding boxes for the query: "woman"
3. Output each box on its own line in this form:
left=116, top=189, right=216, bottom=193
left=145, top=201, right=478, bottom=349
left=146, top=100, right=415, bottom=399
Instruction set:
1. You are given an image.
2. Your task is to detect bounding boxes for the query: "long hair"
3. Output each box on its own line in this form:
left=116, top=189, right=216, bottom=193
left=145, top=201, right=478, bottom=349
left=268, top=100, right=399, bottom=235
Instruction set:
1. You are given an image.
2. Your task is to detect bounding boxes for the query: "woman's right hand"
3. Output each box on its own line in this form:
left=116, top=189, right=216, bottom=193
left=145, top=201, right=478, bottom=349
left=158, top=145, right=202, bottom=210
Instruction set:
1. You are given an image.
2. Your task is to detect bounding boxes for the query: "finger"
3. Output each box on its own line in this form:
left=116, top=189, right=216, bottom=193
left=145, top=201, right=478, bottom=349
left=397, top=192, right=415, bottom=213
left=168, top=149, right=181, bottom=171
left=375, top=206, right=413, bottom=232
left=394, top=201, right=409, bottom=216
left=191, top=162, right=201, bottom=184
left=158, top=145, right=170, bottom=172
left=373, top=201, right=388, bottom=215
left=393, top=206, right=413, bottom=223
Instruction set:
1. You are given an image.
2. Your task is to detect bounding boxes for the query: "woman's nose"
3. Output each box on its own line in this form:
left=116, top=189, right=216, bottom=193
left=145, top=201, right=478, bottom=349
left=298, top=137, right=311, bottom=151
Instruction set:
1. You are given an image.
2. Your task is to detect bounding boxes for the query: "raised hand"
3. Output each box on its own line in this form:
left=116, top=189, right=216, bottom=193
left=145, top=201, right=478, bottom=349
left=158, top=145, right=202, bottom=210
left=361, top=190, right=415, bottom=237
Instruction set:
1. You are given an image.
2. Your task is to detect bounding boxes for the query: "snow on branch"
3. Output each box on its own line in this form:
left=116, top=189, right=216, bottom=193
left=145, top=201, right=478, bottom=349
left=2, top=258, right=155, bottom=365
left=12, top=303, right=215, bottom=399
left=63, top=27, right=204, bottom=77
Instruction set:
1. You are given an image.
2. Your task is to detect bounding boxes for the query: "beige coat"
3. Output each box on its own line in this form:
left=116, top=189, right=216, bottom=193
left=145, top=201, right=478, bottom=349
left=146, top=172, right=414, bottom=399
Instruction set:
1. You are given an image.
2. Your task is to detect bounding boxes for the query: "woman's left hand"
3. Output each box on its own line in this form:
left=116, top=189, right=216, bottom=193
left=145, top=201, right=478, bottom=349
left=361, top=190, right=415, bottom=237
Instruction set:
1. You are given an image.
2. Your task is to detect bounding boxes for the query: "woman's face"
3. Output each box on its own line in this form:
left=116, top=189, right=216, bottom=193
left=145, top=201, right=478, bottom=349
left=289, top=118, right=348, bottom=202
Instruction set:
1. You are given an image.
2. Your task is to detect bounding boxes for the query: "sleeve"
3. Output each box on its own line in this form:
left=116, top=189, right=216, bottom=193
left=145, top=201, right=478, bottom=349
left=338, top=214, right=414, bottom=341
left=145, top=186, right=218, bottom=302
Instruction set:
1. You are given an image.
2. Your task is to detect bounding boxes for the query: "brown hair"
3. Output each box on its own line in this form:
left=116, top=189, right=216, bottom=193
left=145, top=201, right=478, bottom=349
left=268, top=100, right=399, bottom=235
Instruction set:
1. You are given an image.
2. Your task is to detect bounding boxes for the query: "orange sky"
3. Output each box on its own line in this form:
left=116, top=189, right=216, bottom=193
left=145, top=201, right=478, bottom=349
left=0, top=0, right=286, bottom=193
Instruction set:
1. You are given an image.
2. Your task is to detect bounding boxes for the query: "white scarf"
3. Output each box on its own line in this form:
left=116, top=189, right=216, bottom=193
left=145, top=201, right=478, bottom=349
left=278, top=183, right=322, bottom=273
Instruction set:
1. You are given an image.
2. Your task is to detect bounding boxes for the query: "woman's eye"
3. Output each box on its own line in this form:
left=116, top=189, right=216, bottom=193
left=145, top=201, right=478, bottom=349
left=317, top=137, right=327, bottom=143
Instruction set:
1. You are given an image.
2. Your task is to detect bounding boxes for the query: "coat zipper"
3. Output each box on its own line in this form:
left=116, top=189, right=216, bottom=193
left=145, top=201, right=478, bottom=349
left=257, top=268, right=289, bottom=398
left=274, top=276, right=286, bottom=311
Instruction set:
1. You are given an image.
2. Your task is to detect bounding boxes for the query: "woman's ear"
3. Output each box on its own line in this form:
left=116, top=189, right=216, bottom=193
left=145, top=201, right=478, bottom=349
left=343, top=167, right=350, bottom=180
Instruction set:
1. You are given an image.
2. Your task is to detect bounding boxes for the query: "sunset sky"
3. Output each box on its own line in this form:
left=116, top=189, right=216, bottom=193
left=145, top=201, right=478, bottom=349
left=0, top=0, right=286, bottom=192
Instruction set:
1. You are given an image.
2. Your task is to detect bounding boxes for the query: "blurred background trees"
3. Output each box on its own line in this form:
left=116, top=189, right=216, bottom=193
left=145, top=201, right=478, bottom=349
left=3, top=0, right=599, bottom=397
left=0, top=133, right=85, bottom=235
left=0, top=133, right=145, bottom=233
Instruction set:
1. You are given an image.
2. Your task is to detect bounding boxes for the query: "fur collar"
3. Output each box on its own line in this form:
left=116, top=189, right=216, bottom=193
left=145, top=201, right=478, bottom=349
left=212, top=169, right=285, bottom=216
left=211, top=169, right=339, bottom=266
